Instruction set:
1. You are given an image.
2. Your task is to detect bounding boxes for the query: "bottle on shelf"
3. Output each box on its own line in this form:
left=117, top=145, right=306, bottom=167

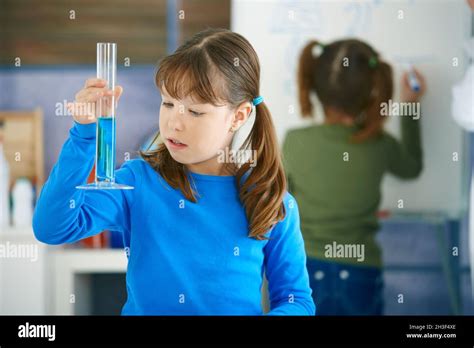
left=12, top=177, right=33, bottom=229
left=0, top=120, right=10, bottom=230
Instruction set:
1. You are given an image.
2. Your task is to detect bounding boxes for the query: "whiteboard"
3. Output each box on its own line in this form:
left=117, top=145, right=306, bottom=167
left=231, top=0, right=471, bottom=216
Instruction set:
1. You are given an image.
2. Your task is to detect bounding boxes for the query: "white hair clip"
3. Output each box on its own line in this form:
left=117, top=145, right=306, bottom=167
left=312, top=43, right=325, bottom=58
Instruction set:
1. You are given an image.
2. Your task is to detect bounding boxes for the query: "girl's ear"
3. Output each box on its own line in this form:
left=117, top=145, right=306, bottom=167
left=230, top=101, right=252, bottom=131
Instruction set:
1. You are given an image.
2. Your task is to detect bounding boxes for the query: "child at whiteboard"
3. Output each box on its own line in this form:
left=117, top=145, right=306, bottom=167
left=33, top=29, right=315, bottom=315
left=283, top=39, right=426, bottom=315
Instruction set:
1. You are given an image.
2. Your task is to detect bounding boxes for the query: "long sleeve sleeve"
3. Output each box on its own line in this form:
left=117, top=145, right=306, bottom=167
left=263, top=193, right=315, bottom=315
left=33, top=121, right=138, bottom=245
left=386, top=115, right=423, bottom=179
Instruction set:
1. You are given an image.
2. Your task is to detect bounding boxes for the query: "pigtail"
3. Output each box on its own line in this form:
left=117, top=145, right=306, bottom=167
left=297, top=40, right=321, bottom=117
left=236, top=102, right=286, bottom=240
left=352, top=59, right=393, bottom=142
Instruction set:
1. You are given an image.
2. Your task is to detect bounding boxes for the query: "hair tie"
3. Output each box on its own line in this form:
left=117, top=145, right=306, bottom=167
left=252, top=96, right=264, bottom=106
left=312, top=42, right=325, bottom=58
left=369, top=56, right=378, bottom=68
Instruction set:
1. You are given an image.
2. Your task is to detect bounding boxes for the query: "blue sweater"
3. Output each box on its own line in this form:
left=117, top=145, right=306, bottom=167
left=33, top=121, right=315, bottom=315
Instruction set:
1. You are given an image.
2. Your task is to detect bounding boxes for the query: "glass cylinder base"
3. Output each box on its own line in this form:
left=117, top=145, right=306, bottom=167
left=76, top=182, right=134, bottom=190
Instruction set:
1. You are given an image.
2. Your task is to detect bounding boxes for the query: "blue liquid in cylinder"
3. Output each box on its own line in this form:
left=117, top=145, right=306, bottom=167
left=96, top=117, right=115, bottom=182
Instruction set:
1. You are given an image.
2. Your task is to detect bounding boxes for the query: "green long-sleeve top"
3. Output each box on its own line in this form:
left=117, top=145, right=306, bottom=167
left=282, top=117, right=423, bottom=268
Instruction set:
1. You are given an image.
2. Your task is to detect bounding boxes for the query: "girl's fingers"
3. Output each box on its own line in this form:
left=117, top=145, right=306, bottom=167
left=412, top=69, right=426, bottom=89
left=402, top=72, right=411, bottom=88
left=72, top=81, right=119, bottom=118
left=84, top=78, right=107, bottom=88
left=76, top=87, right=114, bottom=103
left=75, top=88, right=96, bottom=101
left=417, top=72, right=426, bottom=91
left=114, top=86, right=123, bottom=103
left=76, top=90, right=102, bottom=103
left=66, top=102, right=95, bottom=119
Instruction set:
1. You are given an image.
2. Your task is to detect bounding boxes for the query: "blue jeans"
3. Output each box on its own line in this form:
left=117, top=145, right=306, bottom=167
left=306, top=258, right=384, bottom=315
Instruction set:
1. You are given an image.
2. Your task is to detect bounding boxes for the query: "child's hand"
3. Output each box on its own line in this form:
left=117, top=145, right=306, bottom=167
left=400, top=69, right=426, bottom=103
left=67, top=78, right=123, bottom=124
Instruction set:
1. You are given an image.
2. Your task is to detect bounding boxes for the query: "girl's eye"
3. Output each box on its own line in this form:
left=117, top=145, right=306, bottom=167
left=189, top=109, right=204, bottom=117
left=162, top=102, right=174, bottom=108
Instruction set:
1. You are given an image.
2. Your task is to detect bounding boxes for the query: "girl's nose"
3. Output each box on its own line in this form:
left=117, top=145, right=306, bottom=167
left=167, top=112, right=184, bottom=132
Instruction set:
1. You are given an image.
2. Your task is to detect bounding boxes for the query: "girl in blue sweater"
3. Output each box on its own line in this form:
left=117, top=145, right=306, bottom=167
left=33, top=28, right=315, bottom=315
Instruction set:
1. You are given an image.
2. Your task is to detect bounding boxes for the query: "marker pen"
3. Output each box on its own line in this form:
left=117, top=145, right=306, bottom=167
left=406, top=65, right=420, bottom=92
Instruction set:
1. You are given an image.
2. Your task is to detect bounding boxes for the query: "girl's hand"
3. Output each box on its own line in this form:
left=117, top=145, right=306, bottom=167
left=67, top=78, right=123, bottom=124
left=400, top=69, right=426, bottom=103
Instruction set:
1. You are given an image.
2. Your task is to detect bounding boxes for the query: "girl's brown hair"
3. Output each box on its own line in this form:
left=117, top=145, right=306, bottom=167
left=140, top=28, right=286, bottom=240
left=298, top=39, right=393, bottom=142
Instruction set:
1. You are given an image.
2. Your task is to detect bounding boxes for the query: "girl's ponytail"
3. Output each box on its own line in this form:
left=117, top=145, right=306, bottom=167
left=352, top=59, right=393, bottom=142
left=297, top=40, right=321, bottom=117
left=236, top=101, right=286, bottom=239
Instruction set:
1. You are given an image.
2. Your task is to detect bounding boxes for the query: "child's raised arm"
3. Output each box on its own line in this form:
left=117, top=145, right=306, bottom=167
left=263, top=193, right=316, bottom=315
left=33, top=79, right=137, bottom=245
left=386, top=70, right=426, bottom=179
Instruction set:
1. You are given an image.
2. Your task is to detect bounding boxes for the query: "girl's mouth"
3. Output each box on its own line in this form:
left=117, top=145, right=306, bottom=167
left=166, top=138, right=188, bottom=150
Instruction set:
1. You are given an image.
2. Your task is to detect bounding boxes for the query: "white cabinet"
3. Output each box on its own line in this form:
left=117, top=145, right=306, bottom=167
left=0, top=227, right=128, bottom=315
left=0, top=227, right=51, bottom=314
left=51, top=249, right=127, bottom=315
